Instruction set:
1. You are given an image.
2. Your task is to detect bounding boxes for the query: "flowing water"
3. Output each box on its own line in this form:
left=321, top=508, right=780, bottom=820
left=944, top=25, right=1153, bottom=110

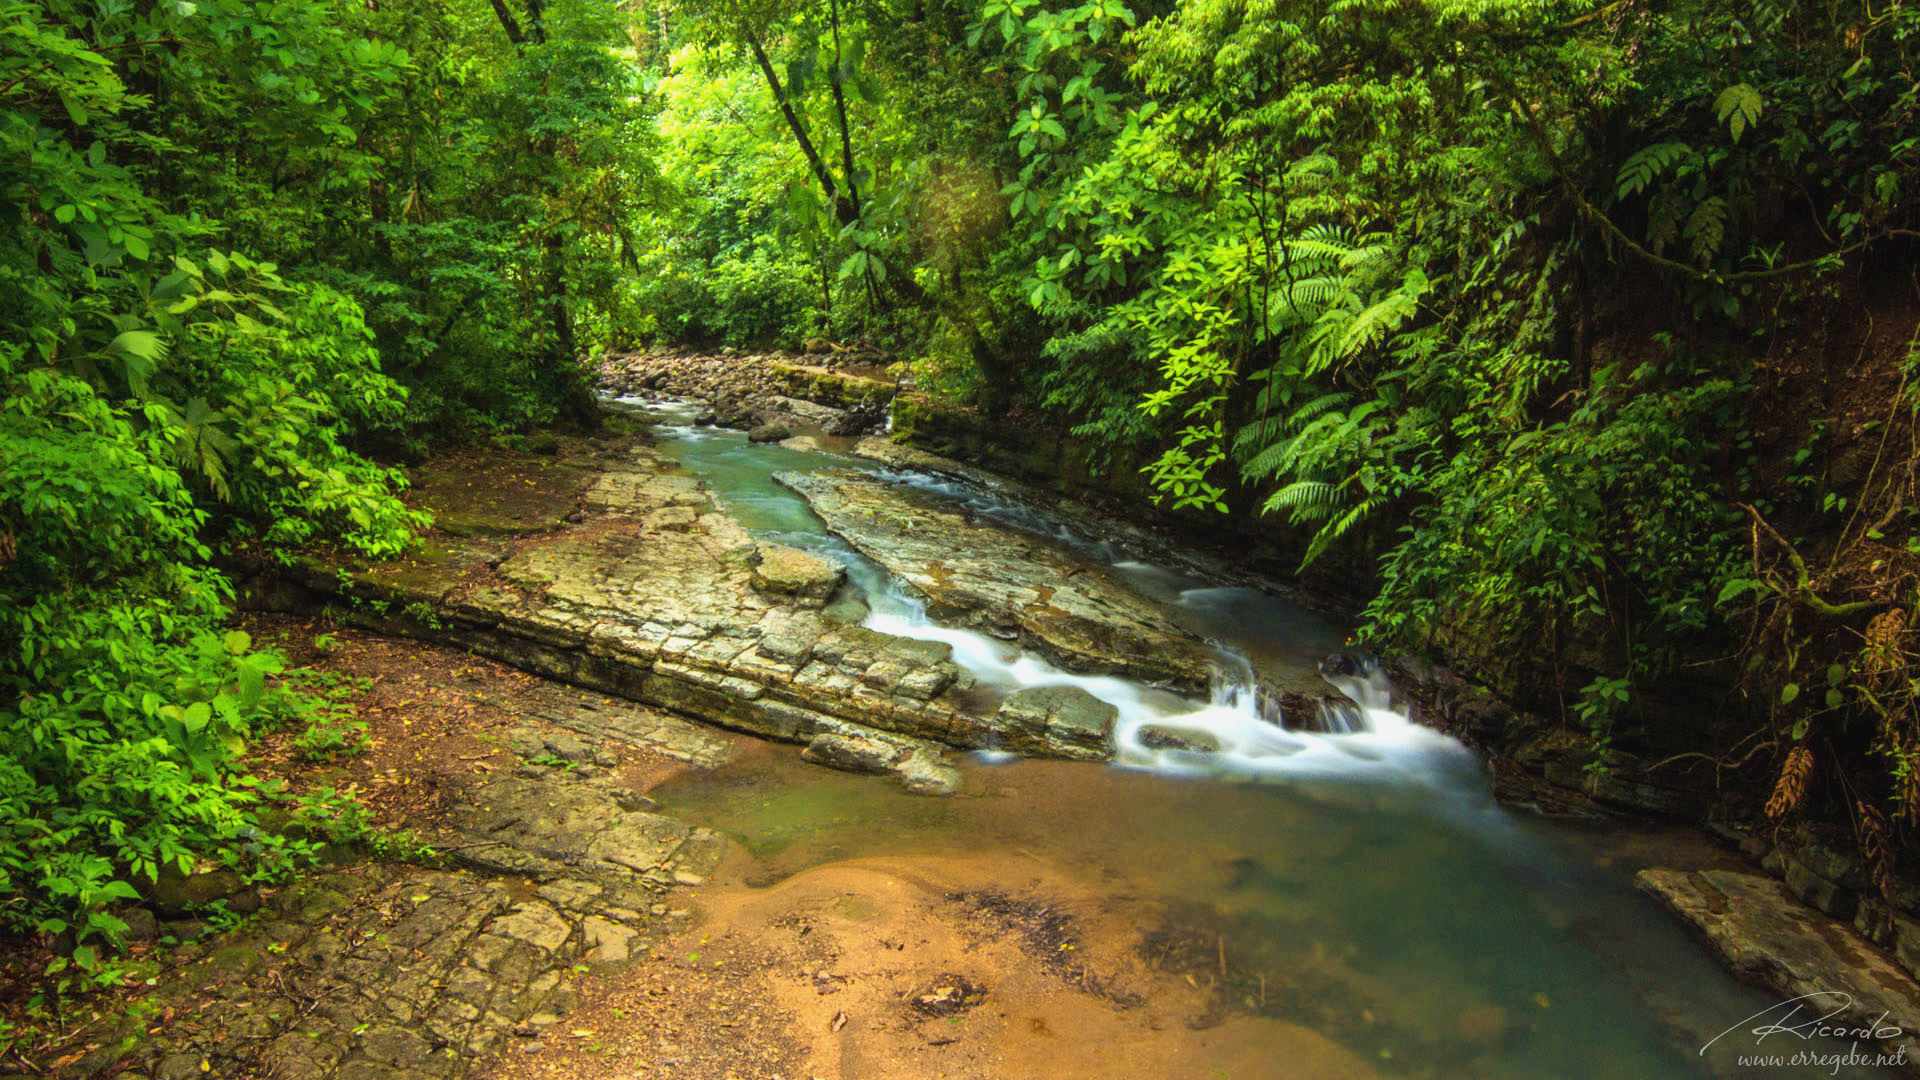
left=614, top=397, right=1888, bottom=1077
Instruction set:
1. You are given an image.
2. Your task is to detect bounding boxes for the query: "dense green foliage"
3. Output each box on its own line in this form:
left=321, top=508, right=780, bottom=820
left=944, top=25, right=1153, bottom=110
left=9, top=0, right=1920, bottom=961
left=647, top=0, right=1920, bottom=845
left=1, top=0, right=654, bottom=957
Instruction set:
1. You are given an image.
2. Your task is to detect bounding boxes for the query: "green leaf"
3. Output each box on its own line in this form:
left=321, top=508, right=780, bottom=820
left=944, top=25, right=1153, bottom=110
left=1615, top=142, right=1692, bottom=199
left=223, top=629, right=252, bottom=655
left=1715, top=577, right=1766, bottom=606
left=1714, top=83, right=1764, bottom=143
left=108, top=330, right=168, bottom=363
left=1780, top=682, right=1801, bottom=706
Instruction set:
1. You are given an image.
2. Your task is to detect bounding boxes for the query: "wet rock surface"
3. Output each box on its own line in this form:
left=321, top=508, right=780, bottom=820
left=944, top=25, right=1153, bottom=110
left=249, top=433, right=1049, bottom=794
left=748, top=544, right=844, bottom=606
left=776, top=469, right=1218, bottom=692
left=1638, top=867, right=1920, bottom=1070
left=598, top=350, right=892, bottom=436
left=993, top=685, right=1118, bottom=761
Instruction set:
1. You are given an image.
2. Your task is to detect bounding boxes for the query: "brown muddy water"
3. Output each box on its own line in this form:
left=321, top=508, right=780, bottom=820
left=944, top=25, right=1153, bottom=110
left=654, top=745, right=1822, bottom=1078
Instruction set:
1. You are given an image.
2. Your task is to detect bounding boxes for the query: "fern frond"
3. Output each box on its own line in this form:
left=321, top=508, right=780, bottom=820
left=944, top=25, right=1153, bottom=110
left=1685, top=196, right=1729, bottom=264
left=1263, top=479, right=1343, bottom=521
left=1302, top=496, right=1383, bottom=567
left=1614, top=141, right=1694, bottom=199
left=1283, top=391, right=1353, bottom=432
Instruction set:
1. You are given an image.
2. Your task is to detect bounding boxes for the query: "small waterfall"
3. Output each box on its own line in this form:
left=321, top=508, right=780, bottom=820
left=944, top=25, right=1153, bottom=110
left=1315, top=697, right=1365, bottom=734
left=638, top=402, right=1473, bottom=785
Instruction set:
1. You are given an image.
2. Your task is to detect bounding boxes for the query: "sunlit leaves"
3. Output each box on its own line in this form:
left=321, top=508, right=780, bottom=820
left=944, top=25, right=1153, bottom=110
left=1713, top=82, right=1764, bottom=143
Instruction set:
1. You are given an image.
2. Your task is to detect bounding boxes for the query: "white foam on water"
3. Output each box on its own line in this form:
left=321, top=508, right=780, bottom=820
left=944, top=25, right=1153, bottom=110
left=642, top=409, right=1476, bottom=788
left=866, top=589, right=1472, bottom=786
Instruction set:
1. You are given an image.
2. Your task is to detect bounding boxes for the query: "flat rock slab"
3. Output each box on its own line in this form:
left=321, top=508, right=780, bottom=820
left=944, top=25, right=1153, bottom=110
left=777, top=470, right=1216, bottom=692
left=852, top=434, right=982, bottom=478
left=1638, top=867, right=1920, bottom=1068
left=520, top=683, right=733, bottom=768
left=72, top=751, right=722, bottom=1079
left=274, top=443, right=994, bottom=779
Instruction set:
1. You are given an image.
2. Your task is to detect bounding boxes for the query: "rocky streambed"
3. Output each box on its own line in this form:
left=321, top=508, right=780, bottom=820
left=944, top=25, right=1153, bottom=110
left=45, top=376, right=1918, bottom=1078
left=243, top=412, right=1364, bottom=800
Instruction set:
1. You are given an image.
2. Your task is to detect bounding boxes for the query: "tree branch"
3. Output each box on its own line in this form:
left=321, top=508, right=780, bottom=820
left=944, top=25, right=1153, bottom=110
left=827, top=0, right=861, bottom=219
left=741, top=18, right=853, bottom=225
left=1505, top=93, right=1919, bottom=284
left=488, top=0, right=526, bottom=46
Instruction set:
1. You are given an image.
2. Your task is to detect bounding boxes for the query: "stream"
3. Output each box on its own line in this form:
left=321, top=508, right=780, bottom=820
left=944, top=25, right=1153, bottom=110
left=615, top=397, right=1880, bottom=1077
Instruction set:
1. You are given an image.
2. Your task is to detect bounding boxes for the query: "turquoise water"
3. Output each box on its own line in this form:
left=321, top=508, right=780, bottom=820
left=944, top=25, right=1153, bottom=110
left=622, top=399, right=1891, bottom=1078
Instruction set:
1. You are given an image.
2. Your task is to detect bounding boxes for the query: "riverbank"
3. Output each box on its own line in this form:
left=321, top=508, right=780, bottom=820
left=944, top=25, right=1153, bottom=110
left=595, top=351, right=1920, bottom=1070
left=9, top=379, right=1920, bottom=1077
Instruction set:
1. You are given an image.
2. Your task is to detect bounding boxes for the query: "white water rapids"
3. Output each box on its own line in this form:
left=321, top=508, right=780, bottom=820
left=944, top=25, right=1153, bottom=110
left=618, top=395, right=1477, bottom=787
left=866, top=586, right=1472, bottom=784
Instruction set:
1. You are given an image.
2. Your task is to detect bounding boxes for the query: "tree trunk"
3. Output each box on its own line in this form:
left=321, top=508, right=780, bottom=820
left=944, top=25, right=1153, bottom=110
left=742, top=21, right=855, bottom=225
left=827, top=0, right=860, bottom=219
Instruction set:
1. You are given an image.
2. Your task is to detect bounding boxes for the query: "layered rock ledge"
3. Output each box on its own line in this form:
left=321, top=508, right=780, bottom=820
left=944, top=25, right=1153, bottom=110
left=775, top=469, right=1218, bottom=693
left=60, top=674, right=732, bottom=1079
left=244, top=432, right=1138, bottom=782
left=1638, top=867, right=1920, bottom=1072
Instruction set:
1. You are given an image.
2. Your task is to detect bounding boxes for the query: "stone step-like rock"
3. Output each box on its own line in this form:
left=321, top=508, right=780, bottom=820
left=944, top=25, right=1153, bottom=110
left=69, top=718, right=725, bottom=1080
left=1638, top=867, right=1920, bottom=1073
left=250, top=445, right=993, bottom=791
left=775, top=469, right=1218, bottom=693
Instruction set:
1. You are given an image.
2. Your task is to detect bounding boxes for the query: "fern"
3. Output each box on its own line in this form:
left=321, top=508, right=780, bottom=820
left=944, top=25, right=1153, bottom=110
left=1282, top=391, right=1355, bottom=431
left=1303, top=495, right=1384, bottom=566
left=1334, top=288, right=1421, bottom=365
left=1263, top=479, right=1343, bottom=519
left=1685, top=196, right=1729, bottom=264
left=1614, top=142, right=1694, bottom=199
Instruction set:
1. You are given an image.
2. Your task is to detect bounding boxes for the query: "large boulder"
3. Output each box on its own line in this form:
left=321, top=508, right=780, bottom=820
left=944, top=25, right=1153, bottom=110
left=749, top=544, right=844, bottom=607
left=800, top=729, right=961, bottom=796
left=992, top=685, right=1117, bottom=761
left=764, top=395, right=854, bottom=434
left=800, top=731, right=903, bottom=774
